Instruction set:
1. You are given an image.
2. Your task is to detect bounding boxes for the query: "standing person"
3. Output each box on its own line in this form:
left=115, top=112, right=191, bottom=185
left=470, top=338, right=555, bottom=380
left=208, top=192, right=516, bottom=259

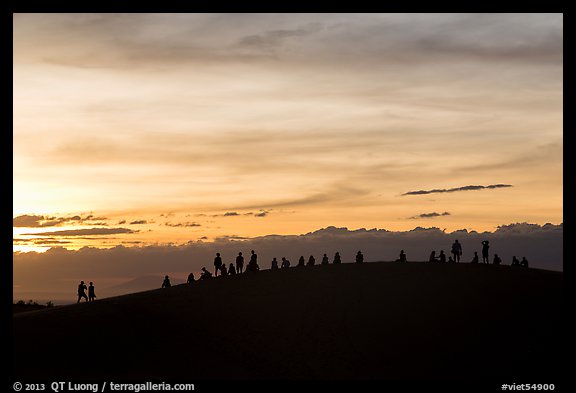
left=333, top=252, right=342, bottom=264
left=88, top=282, right=96, bottom=302
left=298, top=256, right=306, bottom=267
left=250, top=250, right=258, bottom=268
left=307, top=255, right=316, bottom=266
left=271, top=258, right=279, bottom=270
left=236, top=252, right=244, bottom=274
left=214, top=253, right=223, bottom=277
left=162, top=275, right=171, bottom=288
left=187, top=273, right=195, bottom=283
left=321, top=254, right=329, bottom=265
left=481, top=241, right=490, bottom=264
left=451, top=240, right=463, bottom=263
left=77, top=281, right=88, bottom=303
left=281, top=257, right=291, bottom=268
left=228, top=263, right=236, bottom=275
left=356, top=251, right=364, bottom=263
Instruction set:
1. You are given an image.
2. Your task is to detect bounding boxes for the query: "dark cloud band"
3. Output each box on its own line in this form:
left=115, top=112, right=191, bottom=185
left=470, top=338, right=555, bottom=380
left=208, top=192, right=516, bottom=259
left=402, top=184, right=512, bottom=196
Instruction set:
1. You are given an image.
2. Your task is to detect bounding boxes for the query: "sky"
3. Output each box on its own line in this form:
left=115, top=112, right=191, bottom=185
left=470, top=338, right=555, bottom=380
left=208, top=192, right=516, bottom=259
left=13, top=13, right=563, bottom=257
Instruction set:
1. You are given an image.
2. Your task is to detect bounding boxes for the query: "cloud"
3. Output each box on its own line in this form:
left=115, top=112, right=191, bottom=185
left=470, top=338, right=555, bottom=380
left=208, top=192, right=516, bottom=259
left=402, top=184, right=512, bottom=196
left=13, top=222, right=563, bottom=301
left=237, top=22, right=324, bottom=54
left=164, top=222, right=201, bottom=227
left=13, top=214, right=111, bottom=228
left=223, top=212, right=240, bottom=217
left=129, top=220, right=148, bottom=225
left=410, top=212, right=451, bottom=219
left=255, top=211, right=268, bottom=217
left=21, top=228, right=137, bottom=236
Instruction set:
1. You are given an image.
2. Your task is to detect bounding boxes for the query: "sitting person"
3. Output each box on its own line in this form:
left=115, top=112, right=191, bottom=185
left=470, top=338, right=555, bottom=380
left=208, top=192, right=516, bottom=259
left=520, top=257, right=529, bottom=268
left=471, top=251, right=479, bottom=264
left=271, top=258, right=279, bottom=270
left=161, top=275, right=171, bottom=288
left=429, top=251, right=438, bottom=263
left=200, top=267, right=213, bottom=280
left=187, top=273, right=195, bottom=283
left=397, top=250, right=407, bottom=263
left=281, top=257, right=290, bottom=268
left=228, top=263, right=236, bottom=275
left=438, top=250, right=446, bottom=263
left=333, top=252, right=342, bottom=264
left=511, top=256, right=520, bottom=266
left=493, top=254, right=502, bottom=265
left=448, top=256, right=454, bottom=263
left=321, top=254, right=329, bottom=265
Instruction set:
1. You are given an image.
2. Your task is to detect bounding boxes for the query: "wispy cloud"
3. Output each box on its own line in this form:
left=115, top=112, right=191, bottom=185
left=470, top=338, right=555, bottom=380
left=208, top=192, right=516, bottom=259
left=402, top=184, right=512, bottom=196
left=409, top=212, right=451, bottom=219
left=13, top=214, right=109, bottom=228
left=164, top=222, right=201, bottom=227
left=21, top=228, right=137, bottom=236
left=129, top=220, right=148, bottom=225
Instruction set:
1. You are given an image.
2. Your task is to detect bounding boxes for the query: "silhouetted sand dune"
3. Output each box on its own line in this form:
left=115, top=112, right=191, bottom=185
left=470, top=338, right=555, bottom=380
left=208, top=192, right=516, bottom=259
left=13, top=262, right=563, bottom=380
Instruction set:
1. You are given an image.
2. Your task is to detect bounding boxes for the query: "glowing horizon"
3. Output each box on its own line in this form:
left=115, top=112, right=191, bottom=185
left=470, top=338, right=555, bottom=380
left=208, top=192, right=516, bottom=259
left=13, top=13, right=563, bottom=253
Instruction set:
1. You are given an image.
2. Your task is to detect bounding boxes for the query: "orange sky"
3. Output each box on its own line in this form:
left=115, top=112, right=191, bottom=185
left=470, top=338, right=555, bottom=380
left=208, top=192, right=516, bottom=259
left=13, top=13, right=563, bottom=253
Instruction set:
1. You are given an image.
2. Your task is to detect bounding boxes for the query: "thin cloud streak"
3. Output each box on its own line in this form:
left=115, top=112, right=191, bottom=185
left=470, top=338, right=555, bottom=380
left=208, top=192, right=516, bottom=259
left=402, top=184, right=513, bottom=196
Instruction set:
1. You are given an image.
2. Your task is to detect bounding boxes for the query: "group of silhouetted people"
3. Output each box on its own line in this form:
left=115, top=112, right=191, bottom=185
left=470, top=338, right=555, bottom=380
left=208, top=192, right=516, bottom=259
left=156, top=240, right=532, bottom=290
left=77, top=281, right=96, bottom=303
left=426, top=240, right=529, bottom=267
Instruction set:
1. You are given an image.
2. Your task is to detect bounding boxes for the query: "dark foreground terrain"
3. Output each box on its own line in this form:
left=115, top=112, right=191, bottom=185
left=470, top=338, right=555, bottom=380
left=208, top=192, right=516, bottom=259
left=13, top=262, right=563, bottom=380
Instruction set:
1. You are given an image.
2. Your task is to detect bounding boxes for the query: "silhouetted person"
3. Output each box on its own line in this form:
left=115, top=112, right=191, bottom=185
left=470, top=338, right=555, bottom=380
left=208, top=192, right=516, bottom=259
left=520, top=257, right=529, bottom=268
left=214, top=253, right=223, bottom=277
left=281, top=257, right=290, bottom=268
left=88, top=282, right=96, bottom=302
left=321, top=254, right=329, bottom=265
left=250, top=250, right=257, bottom=265
left=228, top=263, right=236, bottom=275
left=511, top=256, right=520, bottom=267
left=307, top=255, right=316, bottom=266
left=439, top=250, right=446, bottom=263
left=333, top=252, right=342, bottom=264
left=220, top=264, right=228, bottom=276
left=482, top=240, right=490, bottom=264
left=236, top=252, right=244, bottom=274
left=398, top=250, right=407, bottom=263
left=451, top=240, right=462, bottom=262
left=162, top=275, right=171, bottom=288
left=298, top=256, right=305, bottom=267
left=271, top=257, right=279, bottom=270
left=356, top=251, right=364, bottom=263
left=200, top=267, right=212, bottom=280
left=471, top=251, right=479, bottom=264
left=429, top=251, right=438, bottom=262
left=493, top=254, right=502, bottom=265
left=187, top=273, right=195, bottom=283
left=448, top=256, right=454, bottom=263
left=77, top=281, right=88, bottom=303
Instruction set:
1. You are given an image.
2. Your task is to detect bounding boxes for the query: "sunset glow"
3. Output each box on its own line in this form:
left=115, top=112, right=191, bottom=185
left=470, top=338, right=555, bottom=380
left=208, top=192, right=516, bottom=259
left=14, top=13, right=562, bottom=253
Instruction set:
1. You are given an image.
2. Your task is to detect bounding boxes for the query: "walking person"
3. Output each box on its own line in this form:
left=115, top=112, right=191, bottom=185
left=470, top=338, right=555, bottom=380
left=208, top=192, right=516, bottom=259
left=77, top=281, right=88, bottom=303
left=88, top=282, right=96, bottom=302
